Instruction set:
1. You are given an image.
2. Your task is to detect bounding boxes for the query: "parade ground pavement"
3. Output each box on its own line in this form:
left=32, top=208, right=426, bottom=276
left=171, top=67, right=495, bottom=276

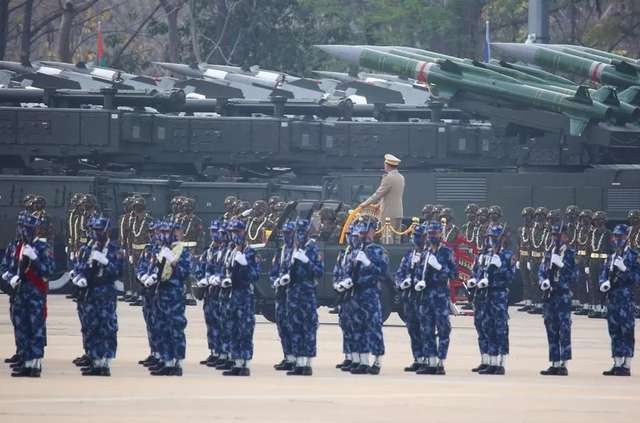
left=1, top=295, right=639, bottom=423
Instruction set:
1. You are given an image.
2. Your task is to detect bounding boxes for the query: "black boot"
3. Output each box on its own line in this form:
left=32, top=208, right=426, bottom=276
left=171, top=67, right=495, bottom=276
left=350, top=364, right=370, bottom=374
left=286, top=366, right=313, bottom=376
left=200, top=354, right=215, bottom=365
left=336, top=359, right=352, bottom=369
left=82, top=367, right=111, bottom=376
left=472, top=364, right=488, bottom=373
left=433, top=365, right=446, bottom=375
left=517, top=305, right=531, bottom=312
left=404, top=362, right=421, bottom=372
left=148, top=362, right=165, bottom=372
left=10, top=360, right=24, bottom=369
left=11, top=367, right=41, bottom=378
left=222, top=366, right=250, bottom=376
left=368, top=364, right=381, bottom=375
left=341, top=361, right=356, bottom=372
left=416, top=365, right=436, bottom=375
left=274, top=360, right=294, bottom=371
left=215, top=360, right=234, bottom=371
left=151, top=366, right=182, bottom=376
left=603, top=366, right=631, bottom=376
left=73, top=355, right=91, bottom=367
left=205, top=356, right=220, bottom=367
left=4, top=353, right=20, bottom=364
left=139, top=355, right=155, bottom=365
left=479, top=365, right=505, bottom=375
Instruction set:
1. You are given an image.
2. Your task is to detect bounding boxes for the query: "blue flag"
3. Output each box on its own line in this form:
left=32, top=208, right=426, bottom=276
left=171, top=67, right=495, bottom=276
left=483, top=20, right=491, bottom=63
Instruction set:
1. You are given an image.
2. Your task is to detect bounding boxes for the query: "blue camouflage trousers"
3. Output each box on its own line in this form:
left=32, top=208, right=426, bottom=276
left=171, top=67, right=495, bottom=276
left=484, top=289, right=509, bottom=356
left=13, top=282, right=47, bottom=361
left=418, top=287, right=451, bottom=360
left=226, top=288, right=255, bottom=361
left=338, top=294, right=354, bottom=355
left=606, top=287, right=635, bottom=358
left=286, top=281, right=318, bottom=358
left=218, top=288, right=232, bottom=356
left=401, top=291, right=423, bottom=360
left=86, top=285, right=118, bottom=360
left=77, top=292, right=91, bottom=354
left=275, top=291, right=292, bottom=357
left=156, top=283, right=187, bottom=361
left=142, top=288, right=158, bottom=354
left=351, top=287, right=385, bottom=356
left=543, top=289, right=572, bottom=362
left=9, top=295, right=20, bottom=356
left=203, top=288, right=220, bottom=352
left=473, top=292, right=488, bottom=356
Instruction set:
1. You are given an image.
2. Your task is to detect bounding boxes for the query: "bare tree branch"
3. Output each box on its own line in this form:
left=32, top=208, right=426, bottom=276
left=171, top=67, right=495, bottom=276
left=111, top=2, right=162, bottom=66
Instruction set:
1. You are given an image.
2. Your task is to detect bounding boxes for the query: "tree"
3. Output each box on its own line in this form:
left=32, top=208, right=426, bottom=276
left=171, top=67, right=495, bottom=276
left=19, top=0, right=33, bottom=65
left=57, top=1, right=100, bottom=62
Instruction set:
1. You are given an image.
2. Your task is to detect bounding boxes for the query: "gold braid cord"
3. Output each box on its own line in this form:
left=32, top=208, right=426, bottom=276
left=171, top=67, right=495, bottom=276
left=339, top=207, right=419, bottom=244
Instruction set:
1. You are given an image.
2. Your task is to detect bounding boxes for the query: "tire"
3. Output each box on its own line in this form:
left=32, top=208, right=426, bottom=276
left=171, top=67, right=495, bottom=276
left=261, top=303, right=277, bottom=323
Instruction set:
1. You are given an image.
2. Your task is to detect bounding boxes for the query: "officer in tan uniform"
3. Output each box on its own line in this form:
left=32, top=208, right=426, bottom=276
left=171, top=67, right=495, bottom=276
left=358, top=154, right=405, bottom=243
left=128, top=196, right=152, bottom=306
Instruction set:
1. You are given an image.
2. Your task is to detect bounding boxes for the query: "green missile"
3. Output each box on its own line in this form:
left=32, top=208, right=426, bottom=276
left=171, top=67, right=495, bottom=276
left=492, top=42, right=640, bottom=89
left=544, top=45, right=640, bottom=72
left=547, top=44, right=640, bottom=66
left=368, top=46, right=638, bottom=124
left=315, top=45, right=613, bottom=135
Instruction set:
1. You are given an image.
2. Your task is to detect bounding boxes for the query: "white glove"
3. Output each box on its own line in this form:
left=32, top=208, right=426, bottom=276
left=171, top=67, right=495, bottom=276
left=90, top=250, right=109, bottom=266
left=333, top=281, right=345, bottom=293
left=539, top=279, right=551, bottom=291
left=340, top=277, right=353, bottom=290
left=526, top=261, right=531, bottom=271
left=9, top=275, right=20, bottom=288
left=600, top=280, right=611, bottom=292
left=209, top=275, right=221, bottom=286
left=466, top=277, right=477, bottom=288
left=75, top=277, right=88, bottom=288
left=400, top=277, right=412, bottom=290
left=355, top=250, right=371, bottom=267
left=128, top=255, right=134, bottom=264
left=414, top=280, right=427, bottom=291
left=410, top=253, right=421, bottom=265
left=2, top=271, right=12, bottom=281
left=477, top=278, right=489, bottom=289
left=515, top=261, right=521, bottom=270
left=427, top=254, right=442, bottom=271
left=69, top=269, right=77, bottom=280
left=22, top=245, right=37, bottom=261
left=145, top=274, right=158, bottom=287
left=72, top=274, right=82, bottom=285
left=614, top=257, right=627, bottom=272
left=293, top=249, right=310, bottom=263
left=197, top=278, right=209, bottom=288
left=551, top=254, right=564, bottom=268
left=139, top=274, right=149, bottom=285
left=70, top=251, right=76, bottom=261
left=489, top=254, right=502, bottom=268
left=163, top=248, right=177, bottom=264
left=221, top=277, right=232, bottom=288
left=584, top=267, right=590, bottom=275
left=272, top=277, right=280, bottom=289
left=279, top=273, right=291, bottom=286
left=234, top=252, right=247, bottom=266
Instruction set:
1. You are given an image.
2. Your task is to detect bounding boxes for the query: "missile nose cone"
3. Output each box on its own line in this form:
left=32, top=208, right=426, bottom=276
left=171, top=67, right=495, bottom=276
left=314, top=45, right=363, bottom=65
left=491, top=43, right=536, bottom=62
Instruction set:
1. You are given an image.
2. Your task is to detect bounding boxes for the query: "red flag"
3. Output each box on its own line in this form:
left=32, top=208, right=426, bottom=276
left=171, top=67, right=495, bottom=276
left=97, top=21, right=105, bottom=65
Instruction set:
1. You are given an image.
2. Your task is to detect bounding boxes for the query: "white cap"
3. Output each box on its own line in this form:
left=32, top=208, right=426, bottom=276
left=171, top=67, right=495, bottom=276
left=384, top=153, right=401, bottom=166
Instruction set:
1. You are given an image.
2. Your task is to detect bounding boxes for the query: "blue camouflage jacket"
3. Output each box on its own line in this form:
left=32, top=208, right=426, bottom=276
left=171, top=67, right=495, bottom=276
left=333, top=246, right=352, bottom=283
left=395, top=248, right=424, bottom=289
left=229, top=245, right=259, bottom=290
left=75, top=239, right=122, bottom=287
left=196, top=243, right=224, bottom=280
left=472, top=249, right=515, bottom=289
left=538, top=243, right=576, bottom=290
left=349, top=242, right=389, bottom=290
left=424, top=244, right=456, bottom=289
left=599, top=247, right=640, bottom=289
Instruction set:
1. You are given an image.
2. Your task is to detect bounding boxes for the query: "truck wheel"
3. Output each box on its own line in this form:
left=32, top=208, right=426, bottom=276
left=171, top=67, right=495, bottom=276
left=261, top=303, right=277, bottom=323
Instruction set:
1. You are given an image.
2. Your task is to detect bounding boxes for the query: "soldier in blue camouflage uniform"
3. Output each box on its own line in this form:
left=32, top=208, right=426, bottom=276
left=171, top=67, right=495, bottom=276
left=539, top=223, right=576, bottom=376
left=395, top=223, right=427, bottom=372
left=8, top=214, right=54, bottom=377
left=1, top=213, right=27, bottom=368
left=72, top=216, right=122, bottom=376
left=333, top=225, right=358, bottom=371
left=222, top=219, right=259, bottom=376
left=468, top=225, right=514, bottom=375
left=415, top=221, right=457, bottom=375
left=136, top=220, right=162, bottom=369
left=196, top=219, right=225, bottom=367
left=281, top=219, right=323, bottom=376
left=337, top=219, right=387, bottom=375
left=270, top=221, right=296, bottom=371
left=599, top=224, right=640, bottom=376
left=213, top=221, right=235, bottom=371
left=146, top=221, right=192, bottom=376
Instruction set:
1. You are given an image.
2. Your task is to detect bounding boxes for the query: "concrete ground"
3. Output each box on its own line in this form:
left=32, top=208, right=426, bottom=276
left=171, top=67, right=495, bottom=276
left=0, top=296, right=638, bottom=423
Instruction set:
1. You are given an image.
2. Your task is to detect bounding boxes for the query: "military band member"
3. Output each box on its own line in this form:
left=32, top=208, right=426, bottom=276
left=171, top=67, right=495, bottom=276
left=333, top=225, right=358, bottom=371
left=247, top=200, right=269, bottom=243
left=127, top=197, right=152, bottom=306
left=422, top=204, right=436, bottom=224
left=588, top=211, right=612, bottom=319
left=574, top=209, right=593, bottom=315
left=439, top=208, right=460, bottom=245
left=118, top=196, right=135, bottom=302
left=627, top=210, right=640, bottom=319
left=528, top=207, right=548, bottom=315
left=599, top=224, right=639, bottom=376
left=461, top=203, right=479, bottom=245
left=2, top=213, right=26, bottom=367
left=223, top=196, right=239, bottom=220
left=473, top=207, right=490, bottom=251
left=517, top=207, right=535, bottom=312
left=539, top=224, right=576, bottom=376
